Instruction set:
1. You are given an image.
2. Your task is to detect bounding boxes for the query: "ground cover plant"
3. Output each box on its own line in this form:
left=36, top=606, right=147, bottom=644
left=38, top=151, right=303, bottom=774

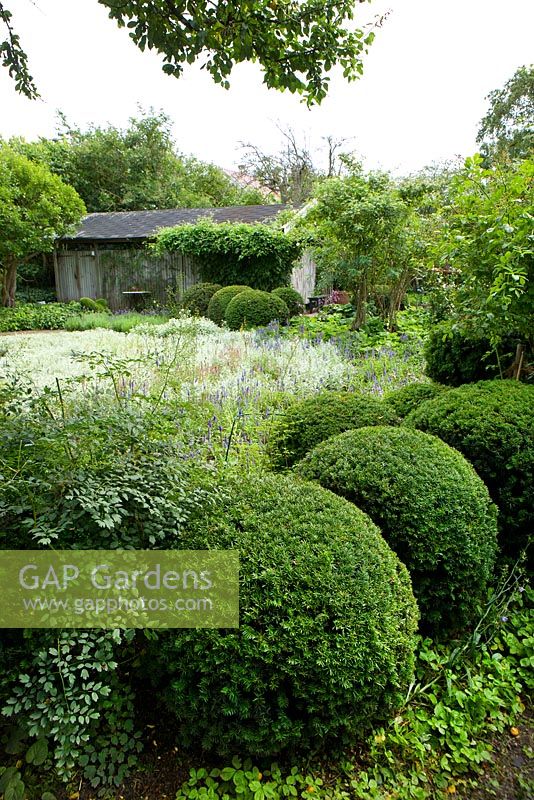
left=63, top=311, right=169, bottom=332
left=0, top=301, right=84, bottom=331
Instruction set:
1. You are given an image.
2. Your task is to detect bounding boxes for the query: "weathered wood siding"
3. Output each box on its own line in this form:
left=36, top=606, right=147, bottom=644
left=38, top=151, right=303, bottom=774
left=56, top=246, right=199, bottom=310
left=291, top=250, right=316, bottom=302
left=56, top=243, right=317, bottom=308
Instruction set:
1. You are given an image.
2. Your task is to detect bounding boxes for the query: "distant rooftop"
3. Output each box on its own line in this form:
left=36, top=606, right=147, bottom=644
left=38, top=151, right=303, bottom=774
left=62, top=204, right=289, bottom=242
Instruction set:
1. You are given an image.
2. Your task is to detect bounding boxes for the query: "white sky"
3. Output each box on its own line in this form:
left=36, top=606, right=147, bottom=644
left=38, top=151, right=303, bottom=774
left=0, top=0, right=533, bottom=175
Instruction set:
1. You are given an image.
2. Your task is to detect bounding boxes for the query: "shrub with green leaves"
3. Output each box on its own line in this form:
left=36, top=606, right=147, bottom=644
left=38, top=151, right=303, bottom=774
left=425, top=322, right=528, bottom=386
left=225, top=289, right=289, bottom=330
left=79, top=297, right=100, bottom=311
left=296, top=426, right=498, bottom=630
left=0, top=401, right=212, bottom=551
left=147, top=472, right=418, bottom=756
left=384, top=381, right=447, bottom=418
left=267, top=391, right=400, bottom=470
left=0, top=398, right=216, bottom=787
left=406, top=380, right=534, bottom=559
left=207, top=285, right=250, bottom=324
left=271, top=286, right=305, bottom=317
left=0, top=302, right=83, bottom=332
left=152, top=220, right=301, bottom=289
left=1, top=630, right=142, bottom=790
left=180, top=282, right=222, bottom=316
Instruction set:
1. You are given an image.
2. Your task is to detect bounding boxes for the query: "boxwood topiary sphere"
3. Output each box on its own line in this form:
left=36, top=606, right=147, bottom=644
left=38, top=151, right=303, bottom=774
left=406, top=380, right=534, bottom=560
left=295, top=426, right=498, bottom=631
left=267, top=391, right=400, bottom=470
left=181, top=282, right=222, bottom=316
left=384, top=381, right=448, bottom=418
left=224, top=289, right=289, bottom=330
left=79, top=297, right=99, bottom=312
left=207, top=285, right=250, bottom=325
left=271, top=286, right=305, bottom=317
left=146, top=472, right=418, bottom=756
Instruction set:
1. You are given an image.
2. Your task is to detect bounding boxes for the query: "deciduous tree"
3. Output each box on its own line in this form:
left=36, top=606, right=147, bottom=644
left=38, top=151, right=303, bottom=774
left=0, top=145, right=85, bottom=306
left=303, top=166, right=414, bottom=328
left=477, top=65, right=534, bottom=163
left=1, top=1, right=378, bottom=105
left=10, top=112, right=265, bottom=212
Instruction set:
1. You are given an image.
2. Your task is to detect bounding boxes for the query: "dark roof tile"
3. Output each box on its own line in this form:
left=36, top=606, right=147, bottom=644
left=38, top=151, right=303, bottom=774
left=62, top=205, right=289, bottom=241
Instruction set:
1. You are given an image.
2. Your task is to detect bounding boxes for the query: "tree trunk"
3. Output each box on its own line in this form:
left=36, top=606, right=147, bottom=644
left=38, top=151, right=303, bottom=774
left=1, top=256, right=18, bottom=307
left=351, top=276, right=367, bottom=329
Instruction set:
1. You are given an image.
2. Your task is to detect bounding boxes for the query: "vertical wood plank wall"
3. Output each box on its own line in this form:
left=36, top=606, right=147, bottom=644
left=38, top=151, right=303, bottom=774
left=55, top=244, right=317, bottom=309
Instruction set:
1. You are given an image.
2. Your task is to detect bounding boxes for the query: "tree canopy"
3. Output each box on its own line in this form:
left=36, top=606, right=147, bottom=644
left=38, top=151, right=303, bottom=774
left=302, top=165, right=417, bottom=327
left=477, top=65, right=534, bottom=163
left=10, top=112, right=266, bottom=212
left=1, top=1, right=377, bottom=105
left=431, top=154, right=534, bottom=344
left=0, top=144, right=85, bottom=306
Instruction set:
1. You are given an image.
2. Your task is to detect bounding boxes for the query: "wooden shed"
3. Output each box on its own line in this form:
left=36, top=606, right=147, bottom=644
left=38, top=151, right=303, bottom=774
left=55, top=205, right=316, bottom=310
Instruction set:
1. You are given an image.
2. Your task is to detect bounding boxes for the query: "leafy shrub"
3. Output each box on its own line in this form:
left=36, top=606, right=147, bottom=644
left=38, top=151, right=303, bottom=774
left=0, top=302, right=83, bottom=332
left=425, top=322, right=529, bottom=386
left=271, top=286, right=305, bottom=317
left=2, top=630, right=142, bottom=790
left=0, top=399, right=215, bottom=787
left=166, top=585, right=534, bottom=800
left=295, top=426, right=498, bottom=630
left=384, top=381, right=448, bottom=418
left=147, top=472, right=418, bottom=756
left=152, top=220, right=301, bottom=290
left=225, top=289, right=289, bottom=330
left=14, top=286, right=56, bottom=304
left=0, top=403, right=212, bottom=551
left=267, top=391, right=400, bottom=470
left=181, top=282, right=222, bottom=316
left=207, top=285, right=250, bottom=325
left=80, top=297, right=100, bottom=311
left=406, top=380, right=534, bottom=559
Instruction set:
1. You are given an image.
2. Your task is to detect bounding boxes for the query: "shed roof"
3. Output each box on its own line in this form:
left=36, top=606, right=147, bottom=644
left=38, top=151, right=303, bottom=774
left=62, top=204, right=289, bottom=242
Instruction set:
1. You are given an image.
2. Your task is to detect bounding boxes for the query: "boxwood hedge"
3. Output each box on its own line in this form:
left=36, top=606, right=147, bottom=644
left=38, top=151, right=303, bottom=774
left=406, top=380, right=534, bottom=559
left=146, top=472, right=418, bottom=756
left=267, top=391, right=400, bottom=470
left=180, top=282, right=221, bottom=316
left=424, top=323, right=528, bottom=386
left=296, top=426, right=498, bottom=631
left=384, top=382, right=448, bottom=418
left=225, top=289, right=289, bottom=330
left=207, top=285, right=250, bottom=325
left=271, top=286, right=305, bottom=317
